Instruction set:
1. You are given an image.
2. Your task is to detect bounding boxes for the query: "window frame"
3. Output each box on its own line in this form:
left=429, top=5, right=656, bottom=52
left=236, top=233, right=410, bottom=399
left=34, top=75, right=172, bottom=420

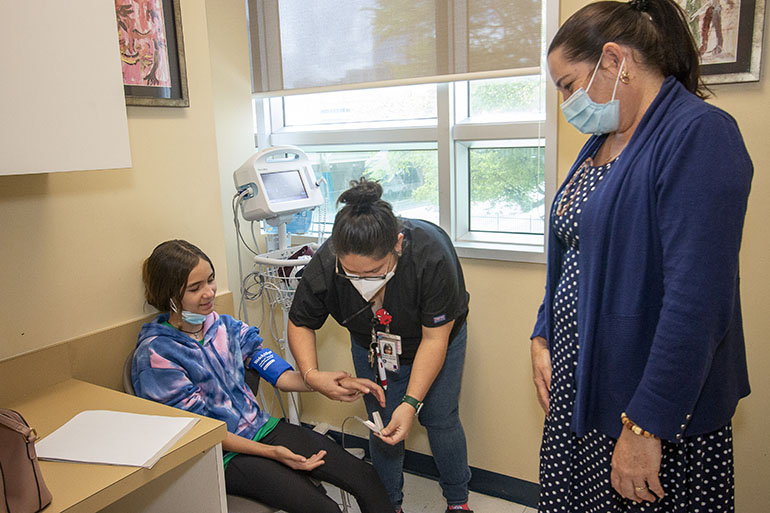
left=253, top=4, right=558, bottom=264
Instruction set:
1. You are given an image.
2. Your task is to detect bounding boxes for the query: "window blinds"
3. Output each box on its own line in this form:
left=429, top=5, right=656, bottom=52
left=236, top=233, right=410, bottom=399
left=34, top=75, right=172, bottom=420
left=248, top=0, right=543, bottom=96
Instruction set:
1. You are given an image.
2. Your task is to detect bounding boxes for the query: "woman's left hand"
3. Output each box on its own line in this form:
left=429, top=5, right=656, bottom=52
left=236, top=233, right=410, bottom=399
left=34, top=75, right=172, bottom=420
left=610, top=428, right=665, bottom=503
left=376, top=403, right=415, bottom=445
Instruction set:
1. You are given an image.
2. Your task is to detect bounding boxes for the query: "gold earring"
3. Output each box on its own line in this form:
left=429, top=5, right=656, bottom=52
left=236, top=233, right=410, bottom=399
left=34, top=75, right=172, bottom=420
left=620, top=70, right=630, bottom=84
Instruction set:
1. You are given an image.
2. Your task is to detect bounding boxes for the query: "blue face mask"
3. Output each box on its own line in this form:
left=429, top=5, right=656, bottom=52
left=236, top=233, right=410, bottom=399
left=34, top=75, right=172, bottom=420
left=170, top=299, right=207, bottom=326
left=181, top=311, right=207, bottom=325
left=560, top=55, right=626, bottom=135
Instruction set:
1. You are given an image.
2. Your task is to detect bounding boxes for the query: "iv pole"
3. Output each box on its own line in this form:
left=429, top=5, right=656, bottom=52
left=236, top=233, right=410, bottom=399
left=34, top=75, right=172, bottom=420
left=250, top=217, right=306, bottom=425
left=276, top=222, right=300, bottom=425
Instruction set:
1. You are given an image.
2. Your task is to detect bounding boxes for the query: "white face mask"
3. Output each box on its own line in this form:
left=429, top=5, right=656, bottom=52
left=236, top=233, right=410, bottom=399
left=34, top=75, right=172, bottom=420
left=350, top=262, right=397, bottom=302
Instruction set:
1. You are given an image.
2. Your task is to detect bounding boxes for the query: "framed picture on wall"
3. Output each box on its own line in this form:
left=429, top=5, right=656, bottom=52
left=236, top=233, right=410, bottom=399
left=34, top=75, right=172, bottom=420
left=115, top=0, right=189, bottom=107
left=678, top=0, right=766, bottom=84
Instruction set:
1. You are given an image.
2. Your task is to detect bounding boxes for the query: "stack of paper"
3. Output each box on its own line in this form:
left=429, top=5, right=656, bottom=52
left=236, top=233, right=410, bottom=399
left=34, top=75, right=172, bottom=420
left=36, top=410, right=198, bottom=469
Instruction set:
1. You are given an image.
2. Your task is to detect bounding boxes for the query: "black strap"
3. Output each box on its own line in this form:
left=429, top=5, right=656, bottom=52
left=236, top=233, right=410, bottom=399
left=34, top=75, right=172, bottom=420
left=342, top=300, right=373, bottom=326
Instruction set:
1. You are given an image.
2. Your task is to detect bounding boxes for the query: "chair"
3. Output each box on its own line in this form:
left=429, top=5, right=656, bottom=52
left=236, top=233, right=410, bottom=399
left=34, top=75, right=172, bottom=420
left=123, top=350, right=279, bottom=513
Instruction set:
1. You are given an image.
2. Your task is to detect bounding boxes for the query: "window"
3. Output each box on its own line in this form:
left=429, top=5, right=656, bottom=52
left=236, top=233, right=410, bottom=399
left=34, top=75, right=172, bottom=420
left=465, top=76, right=545, bottom=122
left=468, top=145, right=545, bottom=236
left=304, top=148, right=439, bottom=235
left=251, top=2, right=557, bottom=263
left=283, top=85, right=437, bottom=127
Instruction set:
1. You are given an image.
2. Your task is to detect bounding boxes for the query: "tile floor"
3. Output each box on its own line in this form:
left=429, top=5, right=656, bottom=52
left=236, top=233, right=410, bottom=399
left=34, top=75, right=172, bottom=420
left=323, top=472, right=537, bottom=513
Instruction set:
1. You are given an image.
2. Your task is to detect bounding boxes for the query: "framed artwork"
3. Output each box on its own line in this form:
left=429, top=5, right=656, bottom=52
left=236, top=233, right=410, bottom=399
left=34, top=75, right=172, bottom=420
left=678, top=0, right=766, bottom=84
left=115, top=0, right=189, bottom=107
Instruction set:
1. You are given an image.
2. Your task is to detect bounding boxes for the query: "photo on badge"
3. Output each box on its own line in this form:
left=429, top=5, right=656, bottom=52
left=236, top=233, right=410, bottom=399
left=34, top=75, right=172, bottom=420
left=377, top=333, right=400, bottom=373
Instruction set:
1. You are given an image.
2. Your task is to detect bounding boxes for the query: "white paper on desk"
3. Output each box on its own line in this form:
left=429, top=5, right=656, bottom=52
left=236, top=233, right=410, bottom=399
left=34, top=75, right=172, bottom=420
left=36, top=410, right=199, bottom=469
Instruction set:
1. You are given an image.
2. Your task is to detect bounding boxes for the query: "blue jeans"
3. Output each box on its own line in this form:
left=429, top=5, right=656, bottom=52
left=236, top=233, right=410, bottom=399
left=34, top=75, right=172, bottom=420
left=351, top=322, right=471, bottom=509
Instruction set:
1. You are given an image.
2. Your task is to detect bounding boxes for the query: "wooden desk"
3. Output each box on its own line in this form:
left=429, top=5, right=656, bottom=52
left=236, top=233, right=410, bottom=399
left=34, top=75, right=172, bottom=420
left=7, top=379, right=228, bottom=513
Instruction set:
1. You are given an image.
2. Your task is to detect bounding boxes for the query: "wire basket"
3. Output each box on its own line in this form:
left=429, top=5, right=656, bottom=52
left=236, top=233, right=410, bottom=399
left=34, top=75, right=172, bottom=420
left=252, top=244, right=317, bottom=312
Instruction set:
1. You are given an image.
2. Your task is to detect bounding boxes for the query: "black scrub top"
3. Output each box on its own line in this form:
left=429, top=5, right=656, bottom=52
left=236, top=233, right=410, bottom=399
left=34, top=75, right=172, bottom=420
left=289, top=219, right=469, bottom=364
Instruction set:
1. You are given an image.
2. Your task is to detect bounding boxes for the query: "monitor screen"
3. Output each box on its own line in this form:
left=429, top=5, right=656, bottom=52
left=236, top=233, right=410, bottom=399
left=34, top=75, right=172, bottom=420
left=262, top=170, right=309, bottom=202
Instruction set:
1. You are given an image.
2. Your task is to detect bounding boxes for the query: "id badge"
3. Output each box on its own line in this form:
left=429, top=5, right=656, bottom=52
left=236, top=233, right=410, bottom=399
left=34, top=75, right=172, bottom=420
left=377, top=331, right=401, bottom=373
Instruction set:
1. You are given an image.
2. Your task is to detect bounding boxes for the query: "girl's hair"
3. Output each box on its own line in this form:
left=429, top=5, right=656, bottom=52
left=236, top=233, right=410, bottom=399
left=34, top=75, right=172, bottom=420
left=142, top=240, right=215, bottom=312
left=331, top=178, right=401, bottom=259
left=548, top=0, right=708, bottom=98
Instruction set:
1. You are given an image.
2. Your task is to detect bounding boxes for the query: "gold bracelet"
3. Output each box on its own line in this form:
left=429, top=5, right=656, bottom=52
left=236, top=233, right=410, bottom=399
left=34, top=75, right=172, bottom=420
left=302, top=367, right=317, bottom=391
left=620, top=412, right=658, bottom=439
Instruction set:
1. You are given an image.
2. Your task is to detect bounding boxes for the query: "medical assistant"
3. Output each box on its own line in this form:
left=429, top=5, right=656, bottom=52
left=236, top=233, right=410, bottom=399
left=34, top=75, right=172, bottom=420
left=289, top=218, right=472, bottom=507
left=289, top=218, right=469, bottom=363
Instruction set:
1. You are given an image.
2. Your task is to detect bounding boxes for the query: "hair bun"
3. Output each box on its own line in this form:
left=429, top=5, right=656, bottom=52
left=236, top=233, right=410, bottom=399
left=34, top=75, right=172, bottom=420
left=337, top=177, right=383, bottom=209
left=629, top=0, right=650, bottom=12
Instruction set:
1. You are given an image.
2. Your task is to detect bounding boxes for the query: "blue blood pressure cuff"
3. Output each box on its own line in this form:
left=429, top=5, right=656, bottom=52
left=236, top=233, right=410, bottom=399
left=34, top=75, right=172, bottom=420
left=248, top=348, right=293, bottom=386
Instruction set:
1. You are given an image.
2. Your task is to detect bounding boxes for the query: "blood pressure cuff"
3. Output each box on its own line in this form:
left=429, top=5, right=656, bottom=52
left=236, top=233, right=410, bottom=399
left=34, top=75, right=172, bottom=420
left=248, top=348, right=293, bottom=386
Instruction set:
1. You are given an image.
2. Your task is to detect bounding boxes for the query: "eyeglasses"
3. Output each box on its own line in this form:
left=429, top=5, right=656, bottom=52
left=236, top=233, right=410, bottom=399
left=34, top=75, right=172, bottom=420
left=335, top=255, right=395, bottom=281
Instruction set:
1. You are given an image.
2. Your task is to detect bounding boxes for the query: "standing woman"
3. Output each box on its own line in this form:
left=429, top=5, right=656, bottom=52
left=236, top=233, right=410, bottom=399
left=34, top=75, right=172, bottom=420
left=530, top=0, right=752, bottom=511
left=289, top=178, right=473, bottom=513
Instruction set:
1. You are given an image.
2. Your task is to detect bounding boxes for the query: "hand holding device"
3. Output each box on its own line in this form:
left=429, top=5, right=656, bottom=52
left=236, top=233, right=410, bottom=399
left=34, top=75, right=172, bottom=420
left=377, top=403, right=416, bottom=445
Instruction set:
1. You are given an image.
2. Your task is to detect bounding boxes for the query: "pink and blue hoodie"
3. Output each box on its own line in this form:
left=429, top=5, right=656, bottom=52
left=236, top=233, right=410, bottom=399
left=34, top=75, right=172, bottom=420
left=133, top=311, right=273, bottom=440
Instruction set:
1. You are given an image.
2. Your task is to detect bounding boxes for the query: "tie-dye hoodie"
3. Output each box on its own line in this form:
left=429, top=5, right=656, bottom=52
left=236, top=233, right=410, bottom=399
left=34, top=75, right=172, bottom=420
left=132, top=311, right=271, bottom=440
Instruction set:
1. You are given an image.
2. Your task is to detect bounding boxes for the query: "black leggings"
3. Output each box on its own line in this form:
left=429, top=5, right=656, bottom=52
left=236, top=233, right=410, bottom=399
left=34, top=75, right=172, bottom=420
left=224, top=421, right=393, bottom=513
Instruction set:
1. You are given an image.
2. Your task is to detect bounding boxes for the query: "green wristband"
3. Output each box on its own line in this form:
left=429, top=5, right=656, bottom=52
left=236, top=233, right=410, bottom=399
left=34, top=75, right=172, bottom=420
left=402, top=394, right=423, bottom=415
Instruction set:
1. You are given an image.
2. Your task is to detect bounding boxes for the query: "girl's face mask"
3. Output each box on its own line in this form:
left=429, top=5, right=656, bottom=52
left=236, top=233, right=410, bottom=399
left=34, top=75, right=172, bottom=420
left=170, top=299, right=208, bottom=325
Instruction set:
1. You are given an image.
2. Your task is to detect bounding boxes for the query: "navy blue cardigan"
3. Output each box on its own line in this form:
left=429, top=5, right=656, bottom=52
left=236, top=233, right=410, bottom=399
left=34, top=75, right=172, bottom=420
left=532, top=77, right=752, bottom=442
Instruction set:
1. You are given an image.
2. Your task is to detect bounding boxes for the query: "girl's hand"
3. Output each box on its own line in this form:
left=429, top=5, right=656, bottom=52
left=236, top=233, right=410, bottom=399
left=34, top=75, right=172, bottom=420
left=270, top=445, right=326, bottom=471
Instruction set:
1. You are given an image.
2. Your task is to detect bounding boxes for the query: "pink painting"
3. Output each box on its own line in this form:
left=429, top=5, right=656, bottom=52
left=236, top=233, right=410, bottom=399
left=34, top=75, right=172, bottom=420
left=116, top=0, right=172, bottom=87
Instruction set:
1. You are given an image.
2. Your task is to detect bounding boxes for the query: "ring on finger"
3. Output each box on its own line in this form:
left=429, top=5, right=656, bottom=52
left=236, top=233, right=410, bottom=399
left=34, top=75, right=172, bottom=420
left=634, top=485, right=647, bottom=492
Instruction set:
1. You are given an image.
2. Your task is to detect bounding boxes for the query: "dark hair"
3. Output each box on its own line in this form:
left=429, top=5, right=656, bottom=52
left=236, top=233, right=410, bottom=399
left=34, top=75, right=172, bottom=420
left=142, top=240, right=215, bottom=312
left=548, top=0, right=708, bottom=98
left=331, top=178, right=401, bottom=259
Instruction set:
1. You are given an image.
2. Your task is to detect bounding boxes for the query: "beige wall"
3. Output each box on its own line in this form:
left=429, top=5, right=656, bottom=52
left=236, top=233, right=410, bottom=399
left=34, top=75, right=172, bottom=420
left=205, top=0, right=260, bottom=318
left=0, top=0, right=229, bottom=362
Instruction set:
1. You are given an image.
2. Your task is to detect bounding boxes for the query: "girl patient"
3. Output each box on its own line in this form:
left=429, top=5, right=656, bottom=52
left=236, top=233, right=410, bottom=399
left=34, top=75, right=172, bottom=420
left=133, top=239, right=391, bottom=513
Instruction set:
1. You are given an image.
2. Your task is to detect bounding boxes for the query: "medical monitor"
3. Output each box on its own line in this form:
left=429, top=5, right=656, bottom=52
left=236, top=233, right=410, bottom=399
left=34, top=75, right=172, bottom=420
left=261, top=170, right=309, bottom=202
left=234, top=146, right=323, bottom=224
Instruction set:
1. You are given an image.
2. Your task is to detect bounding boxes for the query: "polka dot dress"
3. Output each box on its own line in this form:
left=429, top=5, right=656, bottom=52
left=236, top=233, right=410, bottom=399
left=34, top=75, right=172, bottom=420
left=539, top=157, right=735, bottom=513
